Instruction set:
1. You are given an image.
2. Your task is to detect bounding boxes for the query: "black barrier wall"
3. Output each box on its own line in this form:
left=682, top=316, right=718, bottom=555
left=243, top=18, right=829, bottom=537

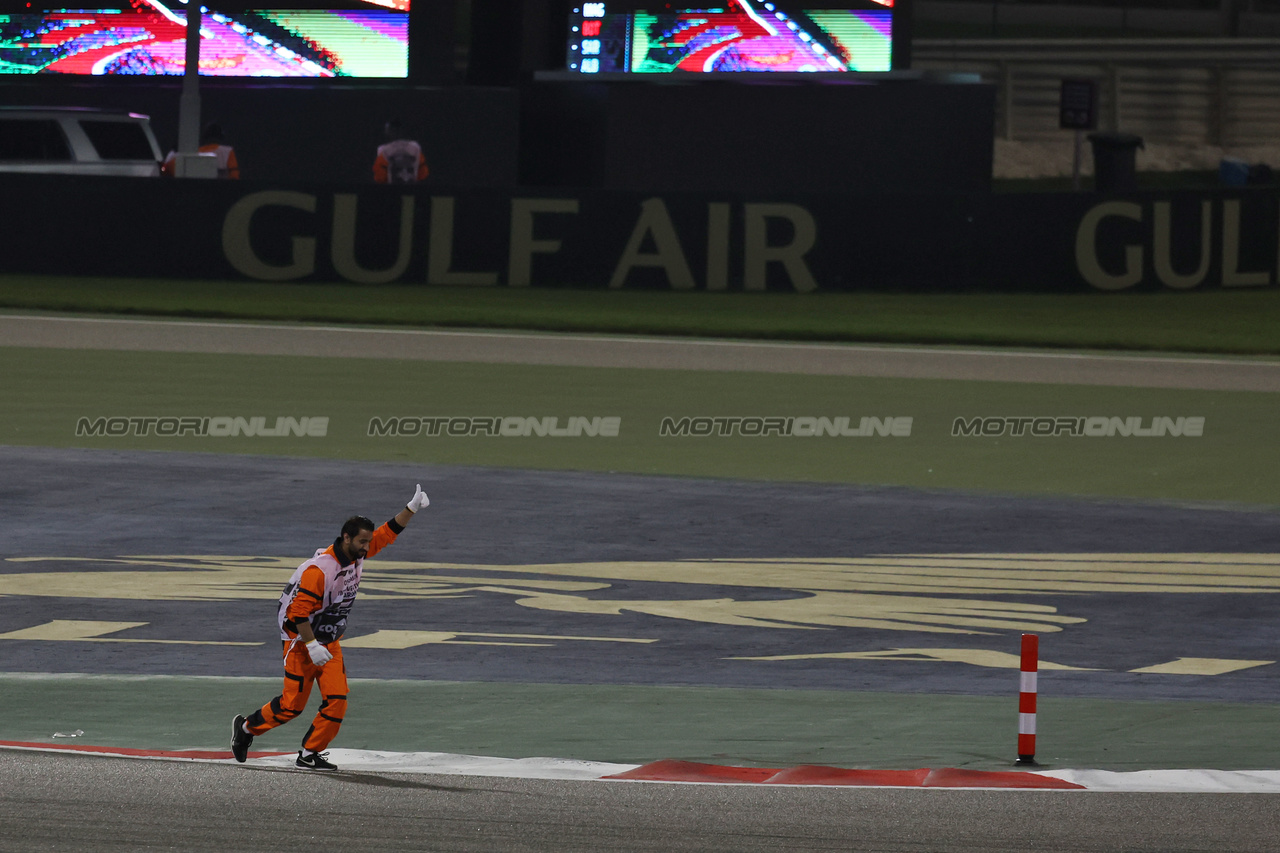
left=2, top=174, right=1277, bottom=292
left=977, top=192, right=1280, bottom=292
left=520, top=78, right=995, bottom=194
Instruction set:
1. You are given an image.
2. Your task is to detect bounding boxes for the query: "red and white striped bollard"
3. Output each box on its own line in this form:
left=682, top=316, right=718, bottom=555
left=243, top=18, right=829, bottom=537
left=1015, top=633, right=1039, bottom=766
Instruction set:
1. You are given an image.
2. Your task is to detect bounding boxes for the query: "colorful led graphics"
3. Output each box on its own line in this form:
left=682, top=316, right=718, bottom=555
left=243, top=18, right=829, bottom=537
left=568, top=1, right=892, bottom=74
left=0, top=0, right=407, bottom=76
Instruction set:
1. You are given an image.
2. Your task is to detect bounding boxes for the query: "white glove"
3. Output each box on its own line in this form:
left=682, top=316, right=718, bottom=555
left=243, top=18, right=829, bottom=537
left=406, top=483, right=430, bottom=513
left=306, top=640, right=333, bottom=666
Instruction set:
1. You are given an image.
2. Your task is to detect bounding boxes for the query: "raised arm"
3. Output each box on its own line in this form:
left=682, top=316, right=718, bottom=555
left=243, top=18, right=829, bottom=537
left=366, top=484, right=430, bottom=558
left=397, top=482, right=429, bottom=528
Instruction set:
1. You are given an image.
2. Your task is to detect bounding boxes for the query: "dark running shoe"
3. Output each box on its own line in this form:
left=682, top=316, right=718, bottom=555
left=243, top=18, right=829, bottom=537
left=231, top=715, right=254, bottom=763
left=296, top=750, right=338, bottom=771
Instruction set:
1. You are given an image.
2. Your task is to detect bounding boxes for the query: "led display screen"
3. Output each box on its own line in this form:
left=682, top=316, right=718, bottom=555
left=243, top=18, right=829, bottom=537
left=0, top=0, right=408, bottom=76
left=567, top=0, right=893, bottom=74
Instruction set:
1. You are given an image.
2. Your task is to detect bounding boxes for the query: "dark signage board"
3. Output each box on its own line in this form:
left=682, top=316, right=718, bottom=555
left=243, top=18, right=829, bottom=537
left=1060, top=78, right=1099, bottom=131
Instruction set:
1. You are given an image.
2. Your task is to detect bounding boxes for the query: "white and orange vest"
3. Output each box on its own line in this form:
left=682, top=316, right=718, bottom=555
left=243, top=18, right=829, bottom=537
left=276, top=522, right=398, bottom=644
left=374, top=139, right=428, bottom=184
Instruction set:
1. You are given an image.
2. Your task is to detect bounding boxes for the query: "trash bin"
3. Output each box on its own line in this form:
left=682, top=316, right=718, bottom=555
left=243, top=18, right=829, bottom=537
left=1219, top=157, right=1276, bottom=186
left=1087, top=133, right=1144, bottom=192
left=1220, top=156, right=1251, bottom=186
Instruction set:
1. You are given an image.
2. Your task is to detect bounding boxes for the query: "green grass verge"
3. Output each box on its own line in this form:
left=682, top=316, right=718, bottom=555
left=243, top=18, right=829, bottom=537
left=4, top=274, right=1280, bottom=355
left=9, top=348, right=1278, bottom=504
left=5, top=675, right=1276, bottom=771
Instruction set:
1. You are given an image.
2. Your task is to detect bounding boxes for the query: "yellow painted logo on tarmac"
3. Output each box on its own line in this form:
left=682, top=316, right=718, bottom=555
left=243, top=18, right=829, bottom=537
left=3, top=553, right=1278, bottom=673
left=0, top=619, right=259, bottom=646
left=730, top=648, right=1273, bottom=675
left=731, top=647, right=1103, bottom=670
left=0, top=619, right=655, bottom=650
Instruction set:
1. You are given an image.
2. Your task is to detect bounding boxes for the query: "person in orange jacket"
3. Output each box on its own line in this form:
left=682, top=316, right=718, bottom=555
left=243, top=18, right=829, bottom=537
left=373, top=119, right=428, bottom=184
left=160, top=122, right=240, bottom=178
left=230, top=484, right=430, bottom=771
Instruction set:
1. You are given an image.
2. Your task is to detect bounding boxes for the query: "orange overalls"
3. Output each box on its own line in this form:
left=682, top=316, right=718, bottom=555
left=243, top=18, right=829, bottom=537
left=244, top=520, right=400, bottom=752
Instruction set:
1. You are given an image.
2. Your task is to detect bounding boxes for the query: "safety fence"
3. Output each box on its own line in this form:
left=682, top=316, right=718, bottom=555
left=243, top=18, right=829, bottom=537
left=914, top=0, right=1280, bottom=38
left=912, top=38, right=1280, bottom=146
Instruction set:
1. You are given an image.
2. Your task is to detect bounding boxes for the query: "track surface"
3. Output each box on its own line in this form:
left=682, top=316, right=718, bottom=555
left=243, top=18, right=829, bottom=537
left=3, top=316, right=1279, bottom=852
left=3, top=750, right=1279, bottom=853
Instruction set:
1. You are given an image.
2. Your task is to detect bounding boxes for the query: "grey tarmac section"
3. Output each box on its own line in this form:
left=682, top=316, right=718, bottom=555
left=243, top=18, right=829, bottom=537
left=3, top=313, right=1280, bottom=390
left=8, top=446, right=1278, bottom=563
left=3, top=446, right=1278, bottom=701
left=1, top=750, right=1277, bottom=853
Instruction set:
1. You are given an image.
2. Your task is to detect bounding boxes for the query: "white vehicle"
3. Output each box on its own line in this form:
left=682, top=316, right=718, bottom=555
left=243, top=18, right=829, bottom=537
left=0, top=106, right=164, bottom=177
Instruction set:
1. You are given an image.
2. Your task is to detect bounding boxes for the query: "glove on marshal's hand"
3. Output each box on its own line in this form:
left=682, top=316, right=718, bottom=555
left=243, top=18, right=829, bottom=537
left=306, top=640, right=333, bottom=666
left=407, top=483, right=430, bottom=513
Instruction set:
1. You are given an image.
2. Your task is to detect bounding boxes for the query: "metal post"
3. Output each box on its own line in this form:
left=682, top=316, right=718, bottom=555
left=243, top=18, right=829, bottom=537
left=177, top=0, right=201, bottom=157
left=1000, top=61, right=1014, bottom=141
left=1211, top=65, right=1228, bottom=147
left=1072, top=129, right=1084, bottom=191
left=1221, top=0, right=1241, bottom=37
left=1107, top=64, right=1121, bottom=133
